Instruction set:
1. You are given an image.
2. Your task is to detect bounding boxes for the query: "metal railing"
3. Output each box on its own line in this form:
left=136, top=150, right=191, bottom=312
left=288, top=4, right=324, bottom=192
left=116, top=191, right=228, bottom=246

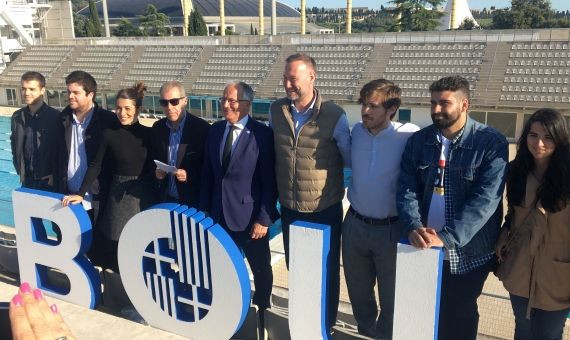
left=42, top=28, right=570, bottom=47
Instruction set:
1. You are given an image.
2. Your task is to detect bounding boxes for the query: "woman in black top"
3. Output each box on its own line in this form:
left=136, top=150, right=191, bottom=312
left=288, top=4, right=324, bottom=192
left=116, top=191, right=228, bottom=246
left=62, top=82, right=155, bottom=272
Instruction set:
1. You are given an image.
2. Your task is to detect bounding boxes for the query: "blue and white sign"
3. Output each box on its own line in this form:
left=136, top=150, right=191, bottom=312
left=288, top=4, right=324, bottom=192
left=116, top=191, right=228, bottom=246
left=12, top=188, right=101, bottom=308
left=117, top=203, right=251, bottom=339
left=12, top=188, right=445, bottom=338
left=393, top=243, right=444, bottom=340
left=288, top=221, right=331, bottom=340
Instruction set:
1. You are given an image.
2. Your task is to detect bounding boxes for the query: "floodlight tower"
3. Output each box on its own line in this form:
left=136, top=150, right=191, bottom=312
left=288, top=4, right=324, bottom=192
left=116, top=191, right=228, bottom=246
left=271, top=0, right=276, bottom=35
left=220, top=0, right=225, bottom=36
left=300, top=0, right=306, bottom=34
left=102, top=0, right=110, bottom=37
left=346, top=0, right=352, bottom=34
left=181, top=0, right=193, bottom=36
left=259, top=0, right=264, bottom=35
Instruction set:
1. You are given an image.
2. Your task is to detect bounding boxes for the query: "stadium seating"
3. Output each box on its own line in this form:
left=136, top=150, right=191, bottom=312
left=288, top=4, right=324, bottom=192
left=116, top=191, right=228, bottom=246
left=0, top=45, right=73, bottom=82
left=385, top=43, right=484, bottom=99
left=121, top=46, right=202, bottom=89
left=1, top=36, right=568, bottom=111
left=57, top=46, right=134, bottom=88
left=193, top=45, right=280, bottom=93
left=501, top=42, right=570, bottom=103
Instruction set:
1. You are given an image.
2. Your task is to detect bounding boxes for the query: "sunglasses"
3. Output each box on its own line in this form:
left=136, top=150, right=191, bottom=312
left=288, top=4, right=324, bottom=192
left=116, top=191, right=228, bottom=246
left=159, top=97, right=185, bottom=107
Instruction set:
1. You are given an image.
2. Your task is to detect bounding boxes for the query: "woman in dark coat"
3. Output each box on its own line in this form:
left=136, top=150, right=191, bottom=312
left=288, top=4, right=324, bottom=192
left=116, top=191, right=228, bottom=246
left=62, top=82, right=156, bottom=272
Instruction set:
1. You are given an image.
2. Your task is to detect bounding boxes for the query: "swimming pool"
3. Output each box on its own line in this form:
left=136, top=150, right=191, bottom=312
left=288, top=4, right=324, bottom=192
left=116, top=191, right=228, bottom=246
left=0, top=115, right=21, bottom=227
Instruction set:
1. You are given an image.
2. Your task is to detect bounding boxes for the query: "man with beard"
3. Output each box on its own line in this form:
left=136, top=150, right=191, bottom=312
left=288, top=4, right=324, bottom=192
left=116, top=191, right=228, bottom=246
left=269, top=53, right=351, bottom=330
left=11, top=71, right=65, bottom=192
left=343, top=79, right=418, bottom=339
left=397, top=75, right=508, bottom=340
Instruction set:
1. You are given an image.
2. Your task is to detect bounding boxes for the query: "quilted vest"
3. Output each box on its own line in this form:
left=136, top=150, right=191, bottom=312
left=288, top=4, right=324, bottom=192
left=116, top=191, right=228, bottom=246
left=270, top=91, right=345, bottom=212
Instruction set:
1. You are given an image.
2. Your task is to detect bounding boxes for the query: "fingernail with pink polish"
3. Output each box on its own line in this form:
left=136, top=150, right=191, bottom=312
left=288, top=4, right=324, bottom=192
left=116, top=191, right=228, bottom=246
left=20, top=282, right=31, bottom=294
left=12, top=294, right=22, bottom=307
left=33, top=289, right=43, bottom=300
left=50, top=304, right=58, bottom=314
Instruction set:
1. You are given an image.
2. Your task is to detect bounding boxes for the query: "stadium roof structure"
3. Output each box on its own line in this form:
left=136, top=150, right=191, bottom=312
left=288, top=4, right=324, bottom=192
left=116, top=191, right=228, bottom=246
left=79, top=0, right=300, bottom=22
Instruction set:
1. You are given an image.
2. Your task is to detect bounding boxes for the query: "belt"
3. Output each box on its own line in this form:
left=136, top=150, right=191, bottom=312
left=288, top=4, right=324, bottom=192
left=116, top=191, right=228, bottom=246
left=348, top=206, right=398, bottom=226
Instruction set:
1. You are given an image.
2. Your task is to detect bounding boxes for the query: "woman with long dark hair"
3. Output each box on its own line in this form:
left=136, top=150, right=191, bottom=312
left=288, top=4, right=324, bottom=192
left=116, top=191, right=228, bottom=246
left=495, top=108, right=570, bottom=340
left=62, top=82, right=156, bottom=272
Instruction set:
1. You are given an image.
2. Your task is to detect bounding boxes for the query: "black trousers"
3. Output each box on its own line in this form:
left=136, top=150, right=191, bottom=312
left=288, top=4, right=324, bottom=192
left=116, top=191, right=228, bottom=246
left=224, top=226, right=273, bottom=311
left=438, top=259, right=492, bottom=340
left=280, top=202, right=343, bottom=330
left=88, top=227, right=119, bottom=273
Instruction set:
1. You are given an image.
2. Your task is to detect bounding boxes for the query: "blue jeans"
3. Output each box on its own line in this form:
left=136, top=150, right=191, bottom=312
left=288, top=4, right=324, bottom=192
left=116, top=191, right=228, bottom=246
left=510, top=294, right=570, bottom=340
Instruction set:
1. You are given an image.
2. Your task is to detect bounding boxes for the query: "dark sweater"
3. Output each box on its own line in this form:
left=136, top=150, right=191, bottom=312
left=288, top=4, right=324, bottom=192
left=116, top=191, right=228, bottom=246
left=79, top=121, right=152, bottom=196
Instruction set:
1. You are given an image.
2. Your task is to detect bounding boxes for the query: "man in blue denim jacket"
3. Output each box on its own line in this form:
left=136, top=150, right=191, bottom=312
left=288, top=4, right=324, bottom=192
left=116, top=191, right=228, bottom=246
left=397, top=76, right=508, bottom=340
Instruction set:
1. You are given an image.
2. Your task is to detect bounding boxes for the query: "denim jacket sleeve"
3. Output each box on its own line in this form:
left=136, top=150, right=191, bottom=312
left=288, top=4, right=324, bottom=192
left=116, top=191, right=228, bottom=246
left=438, top=136, right=509, bottom=249
left=396, top=133, right=425, bottom=235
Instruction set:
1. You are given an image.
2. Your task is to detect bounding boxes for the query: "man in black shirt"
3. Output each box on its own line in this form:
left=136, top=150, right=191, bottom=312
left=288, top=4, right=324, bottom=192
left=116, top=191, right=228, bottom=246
left=11, top=71, right=65, bottom=192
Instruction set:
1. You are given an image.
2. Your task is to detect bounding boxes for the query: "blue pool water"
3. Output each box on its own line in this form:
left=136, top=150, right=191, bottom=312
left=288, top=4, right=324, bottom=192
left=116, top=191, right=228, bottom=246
left=0, top=116, right=21, bottom=227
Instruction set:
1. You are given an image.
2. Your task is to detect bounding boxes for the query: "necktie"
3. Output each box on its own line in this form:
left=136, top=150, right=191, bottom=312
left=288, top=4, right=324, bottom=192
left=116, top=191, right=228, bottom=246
left=222, top=124, right=236, bottom=173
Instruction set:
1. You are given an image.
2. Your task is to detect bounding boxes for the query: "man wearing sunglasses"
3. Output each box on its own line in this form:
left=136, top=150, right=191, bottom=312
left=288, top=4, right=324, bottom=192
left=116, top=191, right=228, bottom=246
left=150, top=81, right=210, bottom=207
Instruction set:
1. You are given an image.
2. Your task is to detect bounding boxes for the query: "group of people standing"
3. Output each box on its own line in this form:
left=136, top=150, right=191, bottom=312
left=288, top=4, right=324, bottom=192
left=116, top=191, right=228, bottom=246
left=10, top=51, right=569, bottom=340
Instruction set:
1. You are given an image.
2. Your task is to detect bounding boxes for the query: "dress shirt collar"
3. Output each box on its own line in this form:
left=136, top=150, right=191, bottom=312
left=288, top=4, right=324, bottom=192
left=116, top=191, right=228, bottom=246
left=289, top=91, right=316, bottom=115
left=226, top=114, right=249, bottom=131
left=365, top=121, right=396, bottom=137
left=72, top=105, right=94, bottom=126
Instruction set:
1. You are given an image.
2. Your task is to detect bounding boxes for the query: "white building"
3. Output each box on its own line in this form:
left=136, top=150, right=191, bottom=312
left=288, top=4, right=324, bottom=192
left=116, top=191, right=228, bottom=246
left=0, top=0, right=73, bottom=71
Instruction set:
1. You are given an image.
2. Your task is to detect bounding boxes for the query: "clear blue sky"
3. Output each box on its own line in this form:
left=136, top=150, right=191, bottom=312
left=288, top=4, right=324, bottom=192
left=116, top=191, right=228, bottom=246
left=278, top=0, right=570, bottom=12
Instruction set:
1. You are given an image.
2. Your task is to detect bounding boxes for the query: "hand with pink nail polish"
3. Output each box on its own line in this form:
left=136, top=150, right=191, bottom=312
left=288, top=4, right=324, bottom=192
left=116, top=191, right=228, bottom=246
left=9, top=282, right=76, bottom=340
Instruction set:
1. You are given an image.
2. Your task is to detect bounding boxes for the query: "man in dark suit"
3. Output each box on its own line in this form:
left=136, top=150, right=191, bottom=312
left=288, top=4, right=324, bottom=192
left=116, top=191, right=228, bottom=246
left=151, top=81, right=209, bottom=208
left=61, top=70, right=116, bottom=224
left=60, top=70, right=116, bottom=261
left=200, top=81, right=278, bottom=319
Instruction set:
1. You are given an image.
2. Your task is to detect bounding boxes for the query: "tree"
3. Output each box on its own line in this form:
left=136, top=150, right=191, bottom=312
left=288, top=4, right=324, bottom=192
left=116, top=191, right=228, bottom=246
left=85, top=0, right=102, bottom=37
left=457, top=18, right=478, bottom=30
left=389, top=0, right=444, bottom=32
left=189, top=9, right=207, bottom=36
left=138, top=4, right=170, bottom=36
left=112, top=18, right=143, bottom=36
left=74, top=13, right=88, bottom=37
left=250, top=23, right=254, bottom=35
left=492, top=0, right=555, bottom=29
left=254, top=28, right=258, bottom=35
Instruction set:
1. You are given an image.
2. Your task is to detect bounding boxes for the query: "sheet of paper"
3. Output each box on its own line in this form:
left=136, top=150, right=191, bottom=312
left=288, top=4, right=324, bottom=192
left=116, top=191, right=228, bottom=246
left=154, top=160, right=177, bottom=174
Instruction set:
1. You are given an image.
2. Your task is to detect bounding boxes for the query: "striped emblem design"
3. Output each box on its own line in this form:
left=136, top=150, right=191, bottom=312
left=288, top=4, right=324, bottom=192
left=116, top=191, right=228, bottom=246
left=142, top=207, right=213, bottom=322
